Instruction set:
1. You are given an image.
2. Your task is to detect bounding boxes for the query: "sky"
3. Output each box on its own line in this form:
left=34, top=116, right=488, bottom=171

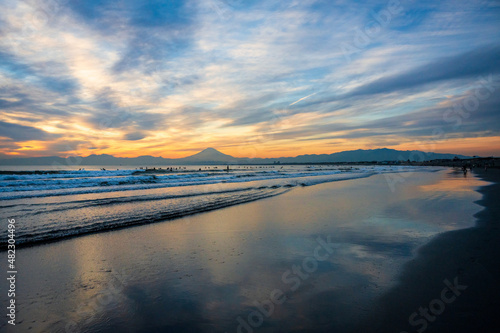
left=0, top=0, right=499, bottom=159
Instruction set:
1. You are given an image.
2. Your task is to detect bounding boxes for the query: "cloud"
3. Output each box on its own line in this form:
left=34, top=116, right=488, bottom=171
left=295, top=84, right=500, bottom=142
left=0, top=121, right=58, bottom=141
left=0, top=51, right=79, bottom=94
left=0, top=142, right=21, bottom=150
left=345, top=44, right=500, bottom=97
left=0, top=98, right=24, bottom=109
left=47, top=140, right=90, bottom=153
left=85, top=109, right=168, bottom=132
left=81, top=87, right=168, bottom=132
left=124, top=131, right=147, bottom=141
left=66, top=0, right=197, bottom=74
left=298, top=44, right=500, bottom=109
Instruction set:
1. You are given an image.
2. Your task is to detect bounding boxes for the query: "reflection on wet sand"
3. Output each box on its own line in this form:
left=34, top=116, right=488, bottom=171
left=419, top=168, right=487, bottom=193
left=355, top=169, right=499, bottom=333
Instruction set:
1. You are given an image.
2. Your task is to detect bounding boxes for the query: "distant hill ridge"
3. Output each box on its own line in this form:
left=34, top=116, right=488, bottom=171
left=0, top=148, right=472, bottom=166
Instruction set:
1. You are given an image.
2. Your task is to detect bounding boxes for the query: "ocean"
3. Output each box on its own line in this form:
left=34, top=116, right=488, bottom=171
left=0, top=164, right=437, bottom=247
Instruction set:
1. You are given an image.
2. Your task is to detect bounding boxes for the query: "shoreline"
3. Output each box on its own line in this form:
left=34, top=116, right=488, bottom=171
left=356, top=168, right=500, bottom=332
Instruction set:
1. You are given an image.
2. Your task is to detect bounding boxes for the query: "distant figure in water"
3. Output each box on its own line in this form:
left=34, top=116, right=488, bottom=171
left=226, top=165, right=230, bottom=172
left=462, top=165, right=467, bottom=176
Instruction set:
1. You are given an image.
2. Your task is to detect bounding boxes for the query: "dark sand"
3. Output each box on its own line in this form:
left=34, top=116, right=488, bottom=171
left=1, top=169, right=497, bottom=333
left=357, top=168, right=500, bottom=333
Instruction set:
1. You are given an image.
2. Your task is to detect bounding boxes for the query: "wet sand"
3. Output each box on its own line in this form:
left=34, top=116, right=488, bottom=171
left=1, top=169, right=495, bottom=333
left=356, top=168, right=500, bottom=333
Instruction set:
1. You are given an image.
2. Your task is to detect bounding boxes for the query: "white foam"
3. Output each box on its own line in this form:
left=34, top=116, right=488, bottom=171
left=0, top=166, right=439, bottom=200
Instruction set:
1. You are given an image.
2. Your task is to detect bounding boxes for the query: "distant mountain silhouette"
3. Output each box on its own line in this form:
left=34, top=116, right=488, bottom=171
left=179, top=148, right=237, bottom=163
left=0, top=148, right=472, bottom=166
left=273, top=148, right=470, bottom=163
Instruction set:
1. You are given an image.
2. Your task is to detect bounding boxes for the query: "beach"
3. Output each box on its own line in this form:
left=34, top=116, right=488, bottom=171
left=357, top=168, right=500, bottom=333
left=1, top=167, right=498, bottom=332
